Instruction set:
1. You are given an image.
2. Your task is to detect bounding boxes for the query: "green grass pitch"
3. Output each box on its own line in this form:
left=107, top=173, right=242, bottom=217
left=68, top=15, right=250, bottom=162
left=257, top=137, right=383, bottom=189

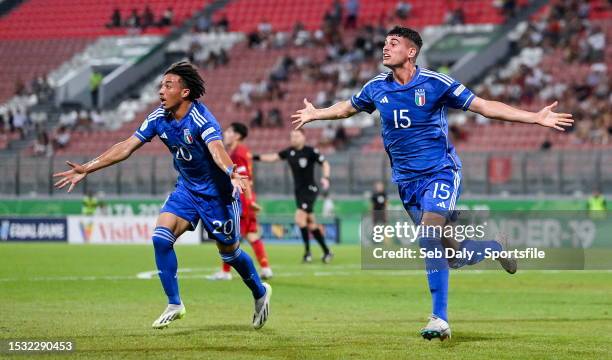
left=1, top=243, right=611, bottom=359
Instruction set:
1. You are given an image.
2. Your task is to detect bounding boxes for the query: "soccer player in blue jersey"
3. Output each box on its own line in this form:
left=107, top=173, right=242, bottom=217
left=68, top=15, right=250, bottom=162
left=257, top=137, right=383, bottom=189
left=53, top=61, right=271, bottom=330
left=292, top=26, right=573, bottom=341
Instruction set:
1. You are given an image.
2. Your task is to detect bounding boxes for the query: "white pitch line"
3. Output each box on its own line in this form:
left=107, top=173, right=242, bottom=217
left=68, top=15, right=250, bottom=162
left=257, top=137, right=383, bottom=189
left=0, top=268, right=610, bottom=283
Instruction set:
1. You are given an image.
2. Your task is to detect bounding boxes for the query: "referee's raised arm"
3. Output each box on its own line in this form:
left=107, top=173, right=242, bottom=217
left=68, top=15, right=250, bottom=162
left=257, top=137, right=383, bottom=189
left=252, top=153, right=281, bottom=162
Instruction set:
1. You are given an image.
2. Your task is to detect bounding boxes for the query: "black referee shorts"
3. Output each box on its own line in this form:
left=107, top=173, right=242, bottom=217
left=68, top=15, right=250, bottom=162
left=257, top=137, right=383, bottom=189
left=294, top=185, right=318, bottom=213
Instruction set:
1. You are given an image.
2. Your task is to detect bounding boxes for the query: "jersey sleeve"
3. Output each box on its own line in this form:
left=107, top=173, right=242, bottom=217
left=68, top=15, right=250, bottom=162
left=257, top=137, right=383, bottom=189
left=278, top=147, right=290, bottom=160
left=134, top=109, right=161, bottom=142
left=351, top=82, right=377, bottom=114
left=441, top=79, right=476, bottom=111
left=199, top=121, right=223, bottom=144
left=312, top=147, right=325, bottom=164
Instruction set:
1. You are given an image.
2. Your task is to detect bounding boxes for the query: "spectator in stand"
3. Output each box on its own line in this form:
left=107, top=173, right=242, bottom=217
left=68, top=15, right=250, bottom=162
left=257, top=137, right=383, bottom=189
left=107, top=7, right=122, bottom=28
left=91, top=109, right=105, bottom=129
left=250, top=108, right=264, bottom=128
left=345, top=0, right=359, bottom=29
left=320, top=124, right=336, bottom=147
left=53, top=126, right=71, bottom=149
left=59, top=110, right=78, bottom=129
left=266, top=108, right=283, bottom=128
left=126, top=8, right=141, bottom=29
left=333, top=123, right=348, bottom=149
left=33, top=130, right=52, bottom=157
left=216, top=14, right=229, bottom=31
left=13, top=110, right=27, bottom=139
left=76, top=110, right=92, bottom=131
left=90, top=71, right=103, bottom=109
left=444, top=7, right=465, bottom=25
left=142, top=5, right=155, bottom=30
left=586, top=25, right=605, bottom=62
left=195, top=14, right=212, bottom=33
left=6, top=110, right=15, bottom=133
left=159, top=7, right=173, bottom=27
left=395, top=1, right=412, bottom=20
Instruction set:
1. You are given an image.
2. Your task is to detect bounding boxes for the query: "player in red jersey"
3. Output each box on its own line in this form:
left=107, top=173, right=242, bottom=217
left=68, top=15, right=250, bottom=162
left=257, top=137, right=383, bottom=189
left=207, top=122, right=273, bottom=280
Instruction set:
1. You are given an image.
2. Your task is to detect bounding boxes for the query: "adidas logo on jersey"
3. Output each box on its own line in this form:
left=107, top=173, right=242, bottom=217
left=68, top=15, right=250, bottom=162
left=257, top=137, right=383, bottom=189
left=436, top=202, right=446, bottom=208
left=160, top=132, right=168, bottom=139
left=380, top=96, right=389, bottom=104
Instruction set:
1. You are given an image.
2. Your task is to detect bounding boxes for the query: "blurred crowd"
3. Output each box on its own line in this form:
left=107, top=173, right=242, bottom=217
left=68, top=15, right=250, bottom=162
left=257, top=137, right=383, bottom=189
left=464, top=0, right=610, bottom=146
left=231, top=2, right=389, bottom=146
left=106, top=6, right=174, bottom=32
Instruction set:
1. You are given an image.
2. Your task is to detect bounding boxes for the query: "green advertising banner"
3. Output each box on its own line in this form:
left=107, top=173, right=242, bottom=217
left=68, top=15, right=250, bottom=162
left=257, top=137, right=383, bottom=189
left=0, top=197, right=591, bottom=243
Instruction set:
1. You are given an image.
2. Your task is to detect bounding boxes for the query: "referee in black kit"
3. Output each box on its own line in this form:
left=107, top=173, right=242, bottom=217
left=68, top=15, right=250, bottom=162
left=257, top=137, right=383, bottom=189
left=254, top=129, right=333, bottom=263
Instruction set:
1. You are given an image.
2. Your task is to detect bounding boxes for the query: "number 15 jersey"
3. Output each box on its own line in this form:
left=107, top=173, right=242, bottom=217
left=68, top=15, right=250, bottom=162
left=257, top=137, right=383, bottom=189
left=351, top=67, right=475, bottom=183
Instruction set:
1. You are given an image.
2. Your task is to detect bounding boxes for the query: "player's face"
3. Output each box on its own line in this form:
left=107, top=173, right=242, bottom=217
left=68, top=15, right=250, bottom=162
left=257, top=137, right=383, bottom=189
left=382, top=35, right=416, bottom=68
left=224, top=127, right=238, bottom=146
left=159, top=74, right=189, bottom=111
left=290, top=130, right=305, bottom=148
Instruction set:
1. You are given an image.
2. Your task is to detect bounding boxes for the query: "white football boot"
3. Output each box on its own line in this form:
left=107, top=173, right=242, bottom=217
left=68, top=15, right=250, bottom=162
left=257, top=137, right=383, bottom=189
left=252, top=282, right=272, bottom=330
left=420, top=315, right=451, bottom=341
left=152, top=303, right=186, bottom=329
left=206, top=271, right=233, bottom=281
left=260, top=267, right=273, bottom=280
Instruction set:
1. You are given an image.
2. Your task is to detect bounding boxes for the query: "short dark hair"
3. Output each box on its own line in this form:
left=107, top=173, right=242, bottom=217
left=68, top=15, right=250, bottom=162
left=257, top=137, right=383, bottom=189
left=387, top=26, right=423, bottom=53
left=164, top=61, right=205, bottom=101
left=230, top=122, right=248, bottom=139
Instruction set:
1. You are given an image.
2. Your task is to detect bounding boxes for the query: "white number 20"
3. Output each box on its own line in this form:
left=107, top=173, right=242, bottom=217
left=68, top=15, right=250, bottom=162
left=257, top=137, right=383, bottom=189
left=212, top=219, right=234, bottom=235
left=393, top=109, right=411, bottom=129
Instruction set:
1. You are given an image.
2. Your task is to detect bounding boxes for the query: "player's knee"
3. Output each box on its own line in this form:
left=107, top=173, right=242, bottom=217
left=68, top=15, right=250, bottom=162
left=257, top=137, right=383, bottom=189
left=219, top=247, right=242, bottom=264
left=152, top=226, right=176, bottom=250
left=216, top=240, right=239, bottom=253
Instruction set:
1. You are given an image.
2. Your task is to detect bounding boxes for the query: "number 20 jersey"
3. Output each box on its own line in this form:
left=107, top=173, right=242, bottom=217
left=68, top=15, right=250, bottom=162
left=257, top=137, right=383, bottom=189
left=134, top=101, right=233, bottom=199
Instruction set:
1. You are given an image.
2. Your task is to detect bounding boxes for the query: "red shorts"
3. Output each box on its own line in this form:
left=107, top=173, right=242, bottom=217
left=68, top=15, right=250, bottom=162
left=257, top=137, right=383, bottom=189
left=240, top=215, right=258, bottom=236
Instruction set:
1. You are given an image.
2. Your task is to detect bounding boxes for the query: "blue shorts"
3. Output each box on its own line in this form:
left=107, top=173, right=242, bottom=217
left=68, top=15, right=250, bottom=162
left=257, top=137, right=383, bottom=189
left=398, top=168, right=462, bottom=224
left=161, top=185, right=241, bottom=245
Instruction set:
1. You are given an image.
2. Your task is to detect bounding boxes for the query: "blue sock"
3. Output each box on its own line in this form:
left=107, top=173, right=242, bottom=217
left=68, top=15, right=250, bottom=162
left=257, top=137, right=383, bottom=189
left=419, top=237, right=449, bottom=322
left=152, top=226, right=181, bottom=305
left=220, top=247, right=266, bottom=299
left=450, top=239, right=503, bottom=269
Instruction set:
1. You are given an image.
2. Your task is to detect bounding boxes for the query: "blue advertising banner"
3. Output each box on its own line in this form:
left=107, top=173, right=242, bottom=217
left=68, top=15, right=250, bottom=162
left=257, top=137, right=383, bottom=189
left=0, top=217, right=67, bottom=242
left=201, top=216, right=341, bottom=243
left=259, top=217, right=340, bottom=244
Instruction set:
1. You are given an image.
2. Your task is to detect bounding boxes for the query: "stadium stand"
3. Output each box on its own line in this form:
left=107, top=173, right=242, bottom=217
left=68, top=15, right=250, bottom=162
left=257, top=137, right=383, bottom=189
left=0, top=0, right=210, bottom=102
left=3, top=0, right=610, bottom=158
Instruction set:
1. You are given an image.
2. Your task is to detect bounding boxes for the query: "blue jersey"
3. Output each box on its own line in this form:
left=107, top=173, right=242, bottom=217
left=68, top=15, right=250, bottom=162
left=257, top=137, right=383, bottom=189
left=351, top=67, right=474, bottom=183
left=134, top=101, right=232, bottom=199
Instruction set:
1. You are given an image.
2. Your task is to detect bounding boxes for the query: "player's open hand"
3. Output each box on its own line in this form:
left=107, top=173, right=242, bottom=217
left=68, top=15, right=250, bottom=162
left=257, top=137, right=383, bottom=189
left=320, top=177, right=330, bottom=191
left=230, top=172, right=248, bottom=198
left=535, top=101, right=574, bottom=131
left=53, top=161, right=87, bottom=193
left=251, top=202, right=262, bottom=212
left=291, top=98, right=317, bottom=130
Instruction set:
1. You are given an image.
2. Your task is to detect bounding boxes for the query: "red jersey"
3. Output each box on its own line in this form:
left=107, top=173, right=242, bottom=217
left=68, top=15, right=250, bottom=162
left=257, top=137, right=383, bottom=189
left=230, top=143, right=256, bottom=213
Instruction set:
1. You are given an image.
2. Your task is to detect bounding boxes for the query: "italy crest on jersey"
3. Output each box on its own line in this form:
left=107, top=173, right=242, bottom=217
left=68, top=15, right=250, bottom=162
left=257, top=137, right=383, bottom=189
left=183, top=128, right=193, bottom=144
left=415, top=88, right=426, bottom=106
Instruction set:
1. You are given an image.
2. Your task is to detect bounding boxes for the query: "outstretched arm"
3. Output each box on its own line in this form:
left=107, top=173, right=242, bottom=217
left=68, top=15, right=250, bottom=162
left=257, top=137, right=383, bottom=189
left=292, top=98, right=359, bottom=130
left=53, top=135, right=144, bottom=192
left=253, top=153, right=281, bottom=162
left=207, top=140, right=248, bottom=196
left=468, top=98, right=574, bottom=131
